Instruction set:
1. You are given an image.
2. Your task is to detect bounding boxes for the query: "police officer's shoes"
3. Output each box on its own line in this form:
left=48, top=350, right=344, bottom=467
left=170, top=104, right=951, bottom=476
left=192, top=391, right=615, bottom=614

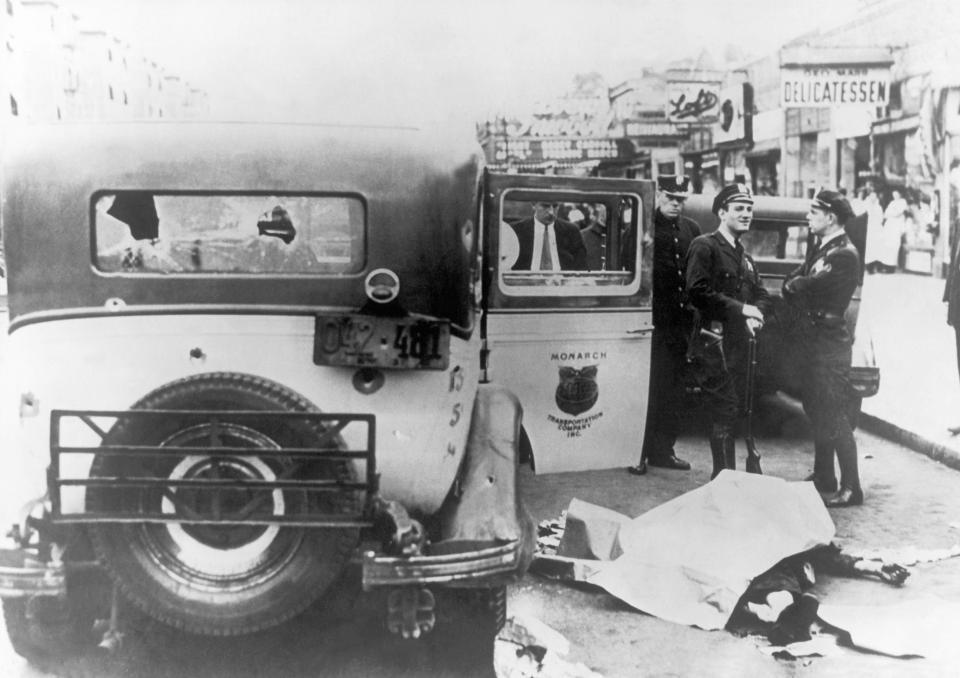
left=824, top=487, right=863, bottom=508
left=626, top=461, right=648, bottom=476
left=647, top=454, right=691, bottom=471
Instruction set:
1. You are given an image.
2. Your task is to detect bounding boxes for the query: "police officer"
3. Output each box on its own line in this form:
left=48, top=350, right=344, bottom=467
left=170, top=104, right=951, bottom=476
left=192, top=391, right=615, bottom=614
left=629, top=175, right=701, bottom=475
left=783, top=189, right=863, bottom=507
left=685, top=183, right=771, bottom=479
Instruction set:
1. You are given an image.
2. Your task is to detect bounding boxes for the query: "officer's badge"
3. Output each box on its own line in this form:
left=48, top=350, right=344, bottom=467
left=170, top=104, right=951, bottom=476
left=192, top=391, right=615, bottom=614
left=811, top=259, right=831, bottom=274
left=555, top=365, right=599, bottom=416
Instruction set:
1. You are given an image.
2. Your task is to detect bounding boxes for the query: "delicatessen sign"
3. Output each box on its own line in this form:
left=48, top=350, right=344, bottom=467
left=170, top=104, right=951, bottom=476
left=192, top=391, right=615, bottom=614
left=780, top=65, right=889, bottom=107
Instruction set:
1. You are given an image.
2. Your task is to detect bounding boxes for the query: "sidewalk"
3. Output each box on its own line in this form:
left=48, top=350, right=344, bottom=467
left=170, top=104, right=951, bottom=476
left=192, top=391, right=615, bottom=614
left=857, top=271, right=960, bottom=469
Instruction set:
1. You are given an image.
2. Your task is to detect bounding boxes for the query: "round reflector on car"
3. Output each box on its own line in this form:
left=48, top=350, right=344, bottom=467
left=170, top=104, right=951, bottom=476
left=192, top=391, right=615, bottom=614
left=365, top=268, right=400, bottom=303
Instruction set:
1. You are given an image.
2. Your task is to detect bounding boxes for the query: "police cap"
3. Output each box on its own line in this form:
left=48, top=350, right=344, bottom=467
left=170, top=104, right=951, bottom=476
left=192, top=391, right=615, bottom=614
left=711, top=182, right=754, bottom=215
left=657, top=174, right=690, bottom=198
left=811, top=189, right=855, bottom=223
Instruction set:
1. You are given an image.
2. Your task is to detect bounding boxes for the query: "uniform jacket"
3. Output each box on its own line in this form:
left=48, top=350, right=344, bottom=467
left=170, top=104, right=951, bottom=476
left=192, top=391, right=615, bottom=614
left=685, top=230, right=771, bottom=332
left=510, top=217, right=587, bottom=271
left=580, top=221, right=606, bottom=271
left=652, top=209, right=701, bottom=331
left=782, top=232, right=859, bottom=326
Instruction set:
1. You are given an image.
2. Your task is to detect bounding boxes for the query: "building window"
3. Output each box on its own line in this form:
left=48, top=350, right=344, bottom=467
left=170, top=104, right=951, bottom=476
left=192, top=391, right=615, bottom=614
left=158, top=108, right=163, bottom=118
left=147, top=74, right=152, bottom=87
left=108, top=85, right=114, bottom=100
left=57, top=106, right=62, bottom=120
left=9, top=94, right=17, bottom=116
left=123, top=91, right=128, bottom=105
left=107, top=49, right=112, bottom=62
left=6, top=0, right=13, bottom=16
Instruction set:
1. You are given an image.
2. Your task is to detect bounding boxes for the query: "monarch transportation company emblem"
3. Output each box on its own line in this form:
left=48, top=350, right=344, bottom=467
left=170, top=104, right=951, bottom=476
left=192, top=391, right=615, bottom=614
left=555, top=365, right=599, bottom=416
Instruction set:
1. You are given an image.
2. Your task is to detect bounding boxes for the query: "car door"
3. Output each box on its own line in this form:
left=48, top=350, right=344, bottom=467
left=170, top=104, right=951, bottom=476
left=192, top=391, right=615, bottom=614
left=482, top=171, right=654, bottom=473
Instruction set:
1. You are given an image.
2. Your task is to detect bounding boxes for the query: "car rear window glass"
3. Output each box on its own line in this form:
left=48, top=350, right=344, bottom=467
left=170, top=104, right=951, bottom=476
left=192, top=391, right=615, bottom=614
left=497, top=191, right=646, bottom=299
left=94, top=193, right=365, bottom=275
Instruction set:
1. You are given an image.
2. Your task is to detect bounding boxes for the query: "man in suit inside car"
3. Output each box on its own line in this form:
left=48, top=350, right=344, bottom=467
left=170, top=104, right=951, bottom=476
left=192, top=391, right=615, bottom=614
left=510, top=201, right=587, bottom=272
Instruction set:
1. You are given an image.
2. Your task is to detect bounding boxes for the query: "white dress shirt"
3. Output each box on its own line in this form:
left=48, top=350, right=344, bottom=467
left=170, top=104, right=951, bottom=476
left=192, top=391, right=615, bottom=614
left=530, top=217, right=561, bottom=271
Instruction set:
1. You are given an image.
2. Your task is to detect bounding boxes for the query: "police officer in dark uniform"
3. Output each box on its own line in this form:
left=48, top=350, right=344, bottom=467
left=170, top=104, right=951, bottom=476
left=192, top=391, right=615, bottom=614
left=685, top=183, right=771, bottom=479
left=629, top=176, right=701, bottom=475
left=783, top=189, right=863, bottom=507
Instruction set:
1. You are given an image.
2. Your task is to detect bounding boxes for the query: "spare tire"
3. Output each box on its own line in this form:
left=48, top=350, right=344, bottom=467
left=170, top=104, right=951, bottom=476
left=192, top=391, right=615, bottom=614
left=87, top=373, right=361, bottom=636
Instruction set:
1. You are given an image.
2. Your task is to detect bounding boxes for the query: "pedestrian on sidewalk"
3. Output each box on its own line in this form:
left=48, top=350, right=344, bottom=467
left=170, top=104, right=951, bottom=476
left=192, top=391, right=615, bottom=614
left=628, top=176, right=701, bottom=475
left=782, top=189, right=864, bottom=507
left=944, top=201, right=960, bottom=435
left=685, top=183, right=771, bottom=479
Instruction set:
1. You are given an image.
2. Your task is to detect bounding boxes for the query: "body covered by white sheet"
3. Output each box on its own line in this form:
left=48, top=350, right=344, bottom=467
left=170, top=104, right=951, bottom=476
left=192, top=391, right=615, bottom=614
left=587, top=471, right=836, bottom=630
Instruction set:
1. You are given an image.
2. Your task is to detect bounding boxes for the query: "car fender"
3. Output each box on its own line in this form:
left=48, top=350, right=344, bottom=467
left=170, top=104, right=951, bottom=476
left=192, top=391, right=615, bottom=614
left=440, top=383, right=527, bottom=544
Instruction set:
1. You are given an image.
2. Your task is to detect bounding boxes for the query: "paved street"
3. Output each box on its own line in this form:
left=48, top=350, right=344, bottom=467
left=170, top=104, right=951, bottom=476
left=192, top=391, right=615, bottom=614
left=515, top=427, right=960, bottom=678
left=1, top=425, right=959, bottom=677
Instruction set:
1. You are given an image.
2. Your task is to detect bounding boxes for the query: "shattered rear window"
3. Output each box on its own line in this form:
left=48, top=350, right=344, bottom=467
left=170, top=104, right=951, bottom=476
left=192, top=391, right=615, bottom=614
left=94, top=192, right=365, bottom=275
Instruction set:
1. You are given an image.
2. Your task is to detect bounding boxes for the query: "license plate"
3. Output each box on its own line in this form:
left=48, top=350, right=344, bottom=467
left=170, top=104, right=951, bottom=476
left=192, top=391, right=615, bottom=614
left=313, top=315, right=450, bottom=370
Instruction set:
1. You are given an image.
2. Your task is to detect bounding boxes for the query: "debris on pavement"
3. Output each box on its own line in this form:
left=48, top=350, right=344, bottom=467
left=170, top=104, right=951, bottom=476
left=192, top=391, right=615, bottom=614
left=755, top=634, right=842, bottom=659
left=536, top=512, right=566, bottom=556
left=495, top=613, right=603, bottom=678
left=845, top=543, right=960, bottom=566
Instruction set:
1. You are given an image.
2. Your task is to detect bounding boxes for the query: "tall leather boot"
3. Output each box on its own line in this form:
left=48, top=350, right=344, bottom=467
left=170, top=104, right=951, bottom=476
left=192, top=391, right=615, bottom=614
left=709, top=435, right=726, bottom=480
left=710, top=424, right=734, bottom=479
left=724, top=435, right=736, bottom=472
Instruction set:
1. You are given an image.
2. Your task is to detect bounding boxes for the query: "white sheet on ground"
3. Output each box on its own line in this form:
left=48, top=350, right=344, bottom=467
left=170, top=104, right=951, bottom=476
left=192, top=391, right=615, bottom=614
left=586, top=471, right=835, bottom=630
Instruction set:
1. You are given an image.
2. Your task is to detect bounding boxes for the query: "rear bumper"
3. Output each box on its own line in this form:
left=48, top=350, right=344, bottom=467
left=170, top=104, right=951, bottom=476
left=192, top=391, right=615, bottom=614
left=361, top=538, right=524, bottom=589
left=0, top=548, right=65, bottom=598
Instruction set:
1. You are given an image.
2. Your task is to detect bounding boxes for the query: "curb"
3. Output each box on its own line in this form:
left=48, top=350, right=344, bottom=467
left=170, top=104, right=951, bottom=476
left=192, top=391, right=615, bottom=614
left=860, top=412, right=960, bottom=472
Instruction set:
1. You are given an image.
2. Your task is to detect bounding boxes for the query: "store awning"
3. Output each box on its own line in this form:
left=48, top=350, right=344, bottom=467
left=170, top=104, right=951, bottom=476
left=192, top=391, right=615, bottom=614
left=746, top=138, right=781, bottom=158
left=872, top=114, right=919, bottom=137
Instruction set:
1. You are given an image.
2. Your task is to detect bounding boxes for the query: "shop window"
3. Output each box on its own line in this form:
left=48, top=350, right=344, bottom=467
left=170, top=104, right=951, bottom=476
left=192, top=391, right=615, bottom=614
left=657, top=162, right=676, bottom=176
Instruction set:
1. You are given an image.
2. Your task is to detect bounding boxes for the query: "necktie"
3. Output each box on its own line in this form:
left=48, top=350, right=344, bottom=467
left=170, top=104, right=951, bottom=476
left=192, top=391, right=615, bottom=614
left=540, top=224, right=553, bottom=271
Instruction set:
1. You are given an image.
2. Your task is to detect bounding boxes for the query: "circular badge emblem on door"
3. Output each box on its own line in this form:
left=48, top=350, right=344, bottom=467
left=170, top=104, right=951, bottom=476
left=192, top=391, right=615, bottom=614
left=555, top=365, right=599, bottom=416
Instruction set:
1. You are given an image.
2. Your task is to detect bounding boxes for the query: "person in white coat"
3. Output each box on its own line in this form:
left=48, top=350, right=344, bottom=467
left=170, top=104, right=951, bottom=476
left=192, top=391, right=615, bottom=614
left=866, top=190, right=906, bottom=273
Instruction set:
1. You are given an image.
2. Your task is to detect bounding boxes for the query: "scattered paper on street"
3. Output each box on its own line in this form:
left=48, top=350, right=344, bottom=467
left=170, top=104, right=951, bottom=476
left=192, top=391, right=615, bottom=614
left=495, top=614, right=603, bottom=678
left=844, top=544, right=960, bottom=566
